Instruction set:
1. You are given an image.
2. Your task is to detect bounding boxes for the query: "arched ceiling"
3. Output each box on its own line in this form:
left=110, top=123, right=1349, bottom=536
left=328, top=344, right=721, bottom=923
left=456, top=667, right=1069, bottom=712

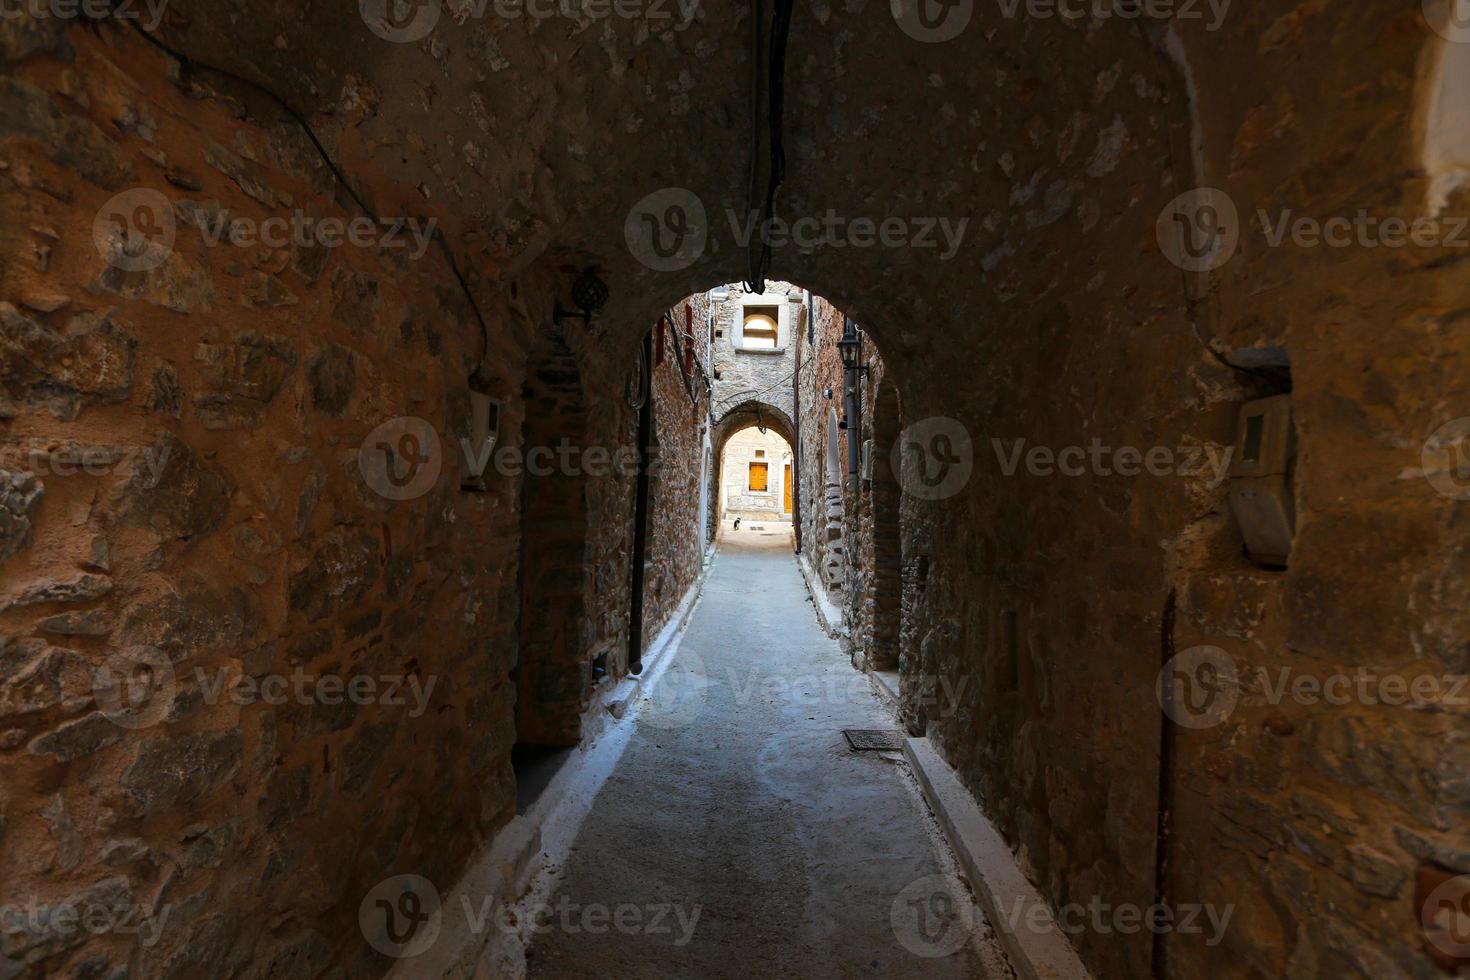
left=143, top=1, right=1428, bottom=430
left=712, top=399, right=796, bottom=455
left=146, top=0, right=1193, bottom=409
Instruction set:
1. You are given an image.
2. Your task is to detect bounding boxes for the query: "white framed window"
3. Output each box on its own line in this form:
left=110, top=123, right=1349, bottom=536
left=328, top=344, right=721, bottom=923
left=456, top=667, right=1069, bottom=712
left=734, top=293, right=790, bottom=352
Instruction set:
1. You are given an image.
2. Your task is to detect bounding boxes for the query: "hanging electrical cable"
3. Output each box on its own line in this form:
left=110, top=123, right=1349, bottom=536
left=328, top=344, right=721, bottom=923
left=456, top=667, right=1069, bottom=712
left=743, top=0, right=796, bottom=296
left=119, top=17, right=494, bottom=383
left=744, top=0, right=765, bottom=294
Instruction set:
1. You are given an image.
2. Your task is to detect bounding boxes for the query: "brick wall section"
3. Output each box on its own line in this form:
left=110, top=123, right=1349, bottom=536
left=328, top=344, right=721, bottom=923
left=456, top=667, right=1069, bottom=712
left=852, top=368, right=901, bottom=671
left=793, top=307, right=899, bottom=669
left=516, top=328, right=596, bottom=745
left=577, top=353, right=638, bottom=683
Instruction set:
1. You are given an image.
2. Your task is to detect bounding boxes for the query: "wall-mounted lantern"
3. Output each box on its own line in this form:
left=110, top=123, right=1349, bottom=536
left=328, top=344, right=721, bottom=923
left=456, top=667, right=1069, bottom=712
left=553, top=267, right=609, bottom=326
left=837, top=328, right=865, bottom=375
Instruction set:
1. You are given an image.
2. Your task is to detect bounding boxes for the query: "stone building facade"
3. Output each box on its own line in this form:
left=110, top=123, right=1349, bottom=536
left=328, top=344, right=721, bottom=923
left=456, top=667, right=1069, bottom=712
left=793, top=303, right=899, bottom=672
left=705, top=281, right=805, bottom=533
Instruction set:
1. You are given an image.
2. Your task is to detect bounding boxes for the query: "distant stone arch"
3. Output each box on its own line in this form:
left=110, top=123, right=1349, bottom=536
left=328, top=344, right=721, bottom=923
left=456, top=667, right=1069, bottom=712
left=708, top=400, right=796, bottom=537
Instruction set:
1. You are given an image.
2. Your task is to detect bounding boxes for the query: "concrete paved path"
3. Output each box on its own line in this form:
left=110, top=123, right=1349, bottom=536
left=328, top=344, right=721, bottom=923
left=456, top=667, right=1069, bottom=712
left=525, top=531, right=1010, bottom=979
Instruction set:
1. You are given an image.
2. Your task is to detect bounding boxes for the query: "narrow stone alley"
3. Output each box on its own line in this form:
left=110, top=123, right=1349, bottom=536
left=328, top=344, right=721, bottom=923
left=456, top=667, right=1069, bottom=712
left=2, top=3, right=1468, bottom=979
left=525, top=529, right=1008, bottom=979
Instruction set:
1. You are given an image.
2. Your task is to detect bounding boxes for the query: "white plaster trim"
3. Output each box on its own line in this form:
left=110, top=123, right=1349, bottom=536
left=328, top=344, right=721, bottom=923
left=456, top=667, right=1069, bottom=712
left=903, top=737, right=1094, bottom=980
left=797, top=550, right=848, bottom=639
left=734, top=290, right=790, bottom=351
left=869, top=668, right=900, bottom=707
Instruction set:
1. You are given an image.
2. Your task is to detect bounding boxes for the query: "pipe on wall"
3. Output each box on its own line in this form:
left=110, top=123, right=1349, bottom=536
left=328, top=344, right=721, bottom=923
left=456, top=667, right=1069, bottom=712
left=843, top=316, right=861, bottom=493
left=792, top=297, right=804, bottom=553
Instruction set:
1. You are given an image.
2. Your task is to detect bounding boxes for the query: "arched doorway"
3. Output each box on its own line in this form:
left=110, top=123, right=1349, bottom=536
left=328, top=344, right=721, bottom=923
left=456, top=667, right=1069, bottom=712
left=708, top=400, right=798, bottom=542
left=718, top=425, right=794, bottom=527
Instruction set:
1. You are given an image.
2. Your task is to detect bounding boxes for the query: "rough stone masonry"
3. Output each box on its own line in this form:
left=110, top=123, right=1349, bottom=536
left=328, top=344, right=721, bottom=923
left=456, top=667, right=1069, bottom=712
left=1, top=3, right=1468, bottom=979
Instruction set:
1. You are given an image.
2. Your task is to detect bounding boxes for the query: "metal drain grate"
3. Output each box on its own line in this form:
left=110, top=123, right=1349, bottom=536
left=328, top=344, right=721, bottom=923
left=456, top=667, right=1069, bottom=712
left=843, top=729, right=905, bottom=752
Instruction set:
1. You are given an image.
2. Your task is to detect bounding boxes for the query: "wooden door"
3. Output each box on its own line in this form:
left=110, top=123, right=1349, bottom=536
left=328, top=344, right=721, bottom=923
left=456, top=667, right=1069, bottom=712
left=783, top=464, right=793, bottom=514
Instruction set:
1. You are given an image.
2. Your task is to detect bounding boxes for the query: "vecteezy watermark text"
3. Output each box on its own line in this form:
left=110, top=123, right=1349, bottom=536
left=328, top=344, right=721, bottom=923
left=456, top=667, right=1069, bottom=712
left=1158, top=187, right=1470, bottom=273
left=0, top=0, right=168, bottom=29
left=4, top=439, right=171, bottom=486
left=358, top=874, right=702, bottom=959
left=192, top=667, right=437, bottom=717
left=93, top=188, right=437, bottom=274
left=1259, top=209, right=1470, bottom=251
left=360, top=0, right=699, bottom=43
left=91, top=646, right=438, bottom=731
left=1006, top=896, right=1233, bottom=946
left=188, top=210, right=437, bottom=259
left=1158, top=645, right=1470, bottom=729
left=725, top=668, right=969, bottom=717
left=359, top=415, right=673, bottom=502
left=0, top=895, right=171, bottom=950
left=990, top=438, right=1233, bottom=486
left=621, top=187, right=971, bottom=272
left=725, top=209, right=969, bottom=261
left=994, top=0, right=1229, bottom=31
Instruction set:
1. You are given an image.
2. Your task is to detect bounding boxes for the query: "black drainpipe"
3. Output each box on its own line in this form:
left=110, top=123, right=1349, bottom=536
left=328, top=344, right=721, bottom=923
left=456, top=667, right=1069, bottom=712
left=792, top=297, right=803, bottom=554
left=842, top=316, right=861, bottom=493
left=627, top=330, right=655, bottom=675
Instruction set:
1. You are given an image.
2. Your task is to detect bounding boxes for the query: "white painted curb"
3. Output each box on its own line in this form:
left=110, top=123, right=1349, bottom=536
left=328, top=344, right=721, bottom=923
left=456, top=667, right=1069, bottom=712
left=796, top=551, right=847, bottom=639
left=904, top=737, right=1094, bottom=980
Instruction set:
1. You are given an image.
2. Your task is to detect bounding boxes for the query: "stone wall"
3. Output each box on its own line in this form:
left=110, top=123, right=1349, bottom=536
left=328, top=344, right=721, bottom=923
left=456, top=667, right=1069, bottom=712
left=3, top=4, right=1466, bottom=980
left=709, top=282, right=801, bottom=425
left=641, top=301, right=711, bottom=651
left=0, top=20, right=697, bottom=978
left=795, top=297, right=853, bottom=609
left=0, top=23, right=530, bottom=976
left=1148, top=14, right=1470, bottom=979
left=849, top=354, right=900, bottom=671
left=792, top=308, right=898, bottom=667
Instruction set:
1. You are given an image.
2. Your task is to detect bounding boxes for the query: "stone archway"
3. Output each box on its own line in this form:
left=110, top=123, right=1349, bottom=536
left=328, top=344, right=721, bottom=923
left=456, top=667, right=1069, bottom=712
left=13, top=11, right=1462, bottom=980
left=708, top=400, right=796, bottom=539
